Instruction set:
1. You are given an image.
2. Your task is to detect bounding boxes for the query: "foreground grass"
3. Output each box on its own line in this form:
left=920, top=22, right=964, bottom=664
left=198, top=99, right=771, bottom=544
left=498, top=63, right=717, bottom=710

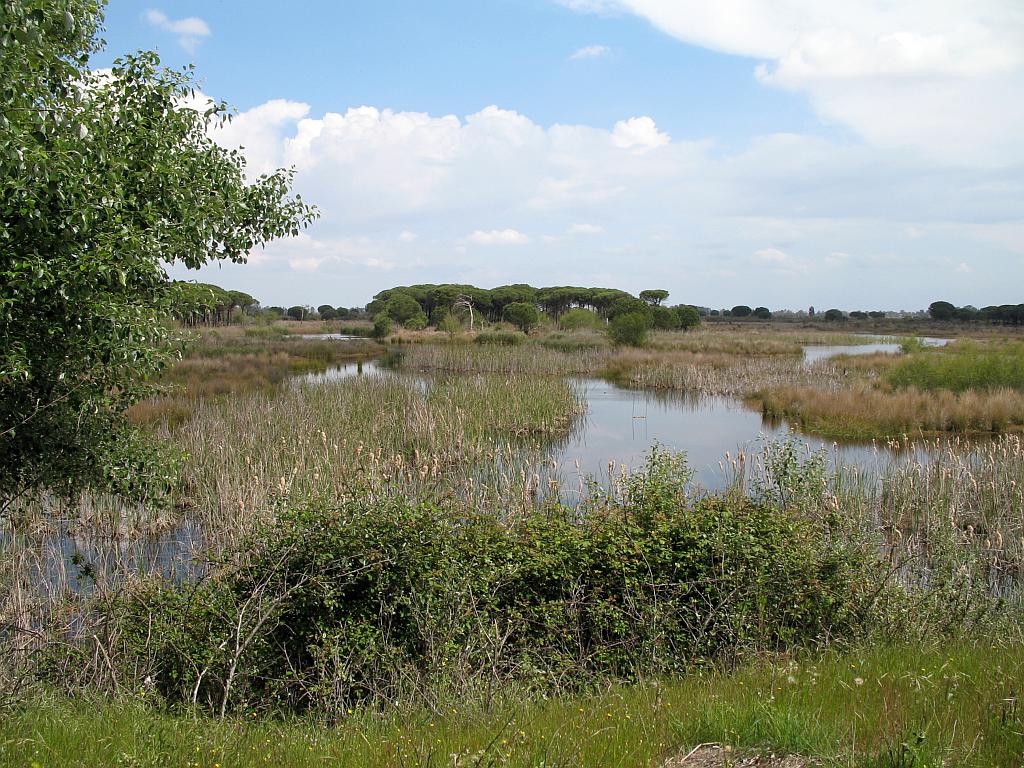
left=3, top=641, right=1021, bottom=767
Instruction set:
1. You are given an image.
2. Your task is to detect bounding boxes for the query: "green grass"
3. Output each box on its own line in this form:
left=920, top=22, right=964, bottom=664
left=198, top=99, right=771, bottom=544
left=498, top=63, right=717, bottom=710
left=3, top=641, right=1021, bottom=767
left=888, top=341, right=1024, bottom=393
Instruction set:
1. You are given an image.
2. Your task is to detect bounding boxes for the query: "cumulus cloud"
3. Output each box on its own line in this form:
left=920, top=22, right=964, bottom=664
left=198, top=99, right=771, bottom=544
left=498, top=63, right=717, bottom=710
left=144, top=9, right=211, bottom=53
left=559, top=0, right=1024, bottom=164
left=467, top=229, right=531, bottom=245
left=570, top=44, right=611, bottom=60
left=611, top=116, right=670, bottom=150
left=173, top=97, right=1024, bottom=309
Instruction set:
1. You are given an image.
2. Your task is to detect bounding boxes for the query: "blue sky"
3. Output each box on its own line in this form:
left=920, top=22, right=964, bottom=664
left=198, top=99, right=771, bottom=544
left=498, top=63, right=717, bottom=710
left=95, top=1, right=1024, bottom=310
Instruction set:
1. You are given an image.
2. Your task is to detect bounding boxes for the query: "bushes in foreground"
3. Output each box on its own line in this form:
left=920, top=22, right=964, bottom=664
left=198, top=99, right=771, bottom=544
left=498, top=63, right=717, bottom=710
left=111, top=451, right=864, bottom=716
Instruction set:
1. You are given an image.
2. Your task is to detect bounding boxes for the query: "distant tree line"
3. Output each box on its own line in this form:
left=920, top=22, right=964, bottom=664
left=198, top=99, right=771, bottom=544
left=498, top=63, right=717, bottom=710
left=364, top=283, right=701, bottom=336
left=170, top=282, right=368, bottom=325
left=928, top=301, right=1024, bottom=325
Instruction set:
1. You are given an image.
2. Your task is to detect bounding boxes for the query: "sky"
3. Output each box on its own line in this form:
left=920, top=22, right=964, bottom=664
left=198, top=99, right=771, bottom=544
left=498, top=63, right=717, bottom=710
left=94, top=1, right=1024, bottom=311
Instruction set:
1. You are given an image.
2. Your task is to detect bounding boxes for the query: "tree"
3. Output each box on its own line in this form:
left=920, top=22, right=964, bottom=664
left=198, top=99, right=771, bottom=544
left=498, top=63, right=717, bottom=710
left=650, top=305, right=680, bottom=330
left=753, top=307, right=772, bottom=320
left=674, top=305, right=701, bottom=330
left=0, top=1, right=316, bottom=504
left=503, top=302, right=540, bottom=334
left=287, top=306, right=308, bottom=321
left=928, top=301, right=956, bottom=321
left=639, top=289, right=670, bottom=306
left=824, top=309, right=845, bottom=321
left=371, top=314, right=392, bottom=339
left=608, top=312, right=650, bottom=346
left=731, top=305, right=752, bottom=318
left=559, top=307, right=601, bottom=330
left=317, top=304, right=337, bottom=320
left=384, top=293, right=422, bottom=325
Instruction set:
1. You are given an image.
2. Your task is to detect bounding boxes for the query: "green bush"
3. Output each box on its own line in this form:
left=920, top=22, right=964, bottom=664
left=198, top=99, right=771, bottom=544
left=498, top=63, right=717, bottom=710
left=474, top=331, right=525, bottom=346
left=609, top=312, right=651, bottom=346
left=115, top=450, right=863, bottom=715
left=370, top=314, right=392, bottom=340
left=559, top=308, right=602, bottom=331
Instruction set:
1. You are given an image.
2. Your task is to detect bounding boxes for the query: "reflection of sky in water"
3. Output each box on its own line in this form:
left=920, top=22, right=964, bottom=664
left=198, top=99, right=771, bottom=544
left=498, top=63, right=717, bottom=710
left=30, top=337, right=954, bottom=587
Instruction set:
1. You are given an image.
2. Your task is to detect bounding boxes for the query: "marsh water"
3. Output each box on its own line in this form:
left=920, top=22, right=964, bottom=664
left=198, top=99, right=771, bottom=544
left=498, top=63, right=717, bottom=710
left=30, top=336, right=950, bottom=587
left=303, top=336, right=950, bottom=492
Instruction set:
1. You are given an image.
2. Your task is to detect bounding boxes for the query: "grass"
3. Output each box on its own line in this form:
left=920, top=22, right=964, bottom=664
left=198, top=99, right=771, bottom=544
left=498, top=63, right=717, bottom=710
left=169, top=372, right=584, bottom=544
left=754, top=341, right=1024, bottom=439
left=2, top=640, right=1021, bottom=767
left=756, top=383, right=1024, bottom=439
left=888, top=341, right=1024, bottom=392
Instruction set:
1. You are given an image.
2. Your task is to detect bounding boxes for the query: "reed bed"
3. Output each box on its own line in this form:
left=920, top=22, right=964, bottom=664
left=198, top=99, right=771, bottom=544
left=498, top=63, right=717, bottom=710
left=171, top=373, right=585, bottom=545
left=396, top=343, right=613, bottom=376
left=758, top=383, right=1024, bottom=439
left=609, top=353, right=845, bottom=397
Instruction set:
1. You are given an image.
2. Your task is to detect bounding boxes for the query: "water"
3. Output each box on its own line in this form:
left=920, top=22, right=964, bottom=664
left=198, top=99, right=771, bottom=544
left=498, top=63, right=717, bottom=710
left=297, top=333, right=367, bottom=341
left=300, top=339, right=950, bottom=491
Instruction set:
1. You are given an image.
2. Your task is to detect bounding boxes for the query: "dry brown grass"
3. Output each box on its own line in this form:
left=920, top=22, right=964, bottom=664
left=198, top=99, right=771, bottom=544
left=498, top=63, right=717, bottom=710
left=757, top=382, right=1024, bottom=439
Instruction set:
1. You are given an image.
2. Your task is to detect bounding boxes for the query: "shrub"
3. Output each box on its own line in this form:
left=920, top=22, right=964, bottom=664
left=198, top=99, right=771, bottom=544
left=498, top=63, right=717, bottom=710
left=609, top=312, right=650, bottom=346
left=370, top=314, right=392, bottom=339
left=403, top=312, right=428, bottom=330
left=559, top=308, right=602, bottom=331
left=503, top=302, right=540, bottom=333
left=116, top=450, right=863, bottom=715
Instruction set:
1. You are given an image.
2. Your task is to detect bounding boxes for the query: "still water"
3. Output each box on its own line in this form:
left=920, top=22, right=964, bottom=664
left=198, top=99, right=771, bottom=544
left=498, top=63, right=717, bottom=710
left=304, top=337, right=950, bottom=491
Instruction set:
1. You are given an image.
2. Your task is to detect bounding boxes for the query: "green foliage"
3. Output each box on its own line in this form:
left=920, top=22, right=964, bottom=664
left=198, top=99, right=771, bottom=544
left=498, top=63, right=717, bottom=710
left=116, top=449, right=862, bottom=715
left=824, top=308, right=845, bottom=321
left=639, top=289, right=670, bottom=306
left=609, top=312, right=651, bottom=346
left=436, top=313, right=461, bottom=337
left=402, top=311, right=428, bottom=330
left=286, top=306, right=308, bottom=321
left=474, top=330, right=525, bottom=346
left=502, top=301, right=540, bottom=333
left=731, top=305, right=752, bottom=318
left=928, top=301, right=956, bottom=321
left=370, top=314, right=392, bottom=340
left=888, top=341, right=1024, bottom=392
left=559, top=307, right=602, bottom=331
left=0, top=3, right=316, bottom=502
left=383, top=292, right=422, bottom=325
left=753, top=306, right=772, bottom=319
left=674, top=304, right=701, bottom=330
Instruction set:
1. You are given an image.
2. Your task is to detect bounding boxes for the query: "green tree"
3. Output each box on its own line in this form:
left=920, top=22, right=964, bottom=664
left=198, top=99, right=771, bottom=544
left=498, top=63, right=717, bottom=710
left=753, top=306, right=772, bottom=320
left=673, top=305, right=701, bottom=330
left=0, top=1, right=315, bottom=503
left=731, top=305, right=752, bottom=318
left=287, top=306, right=308, bottom=321
left=608, top=312, right=650, bottom=346
left=928, top=301, right=956, bottom=321
left=503, top=302, right=540, bottom=333
left=317, top=304, right=337, bottom=320
left=824, top=309, right=845, bottom=321
left=559, top=307, right=601, bottom=330
left=639, top=289, right=670, bottom=306
left=384, top=292, right=422, bottom=325
left=371, top=314, right=392, bottom=339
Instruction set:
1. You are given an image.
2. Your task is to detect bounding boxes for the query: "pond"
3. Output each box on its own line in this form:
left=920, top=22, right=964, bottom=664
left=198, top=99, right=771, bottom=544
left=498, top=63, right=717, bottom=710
left=302, top=337, right=951, bottom=491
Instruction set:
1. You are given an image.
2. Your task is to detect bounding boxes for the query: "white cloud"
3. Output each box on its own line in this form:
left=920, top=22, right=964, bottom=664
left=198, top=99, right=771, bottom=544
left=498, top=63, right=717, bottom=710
left=560, top=1, right=1024, bottom=164
left=467, top=228, right=531, bottom=245
left=177, top=97, right=1024, bottom=309
left=398, top=230, right=418, bottom=243
left=570, top=44, right=611, bottom=60
left=611, top=116, right=670, bottom=150
left=144, top=9, right=211, bottom=53
left=955, top=262, right=974, bottom=273
left=754, top=247, right=789, bottom=263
